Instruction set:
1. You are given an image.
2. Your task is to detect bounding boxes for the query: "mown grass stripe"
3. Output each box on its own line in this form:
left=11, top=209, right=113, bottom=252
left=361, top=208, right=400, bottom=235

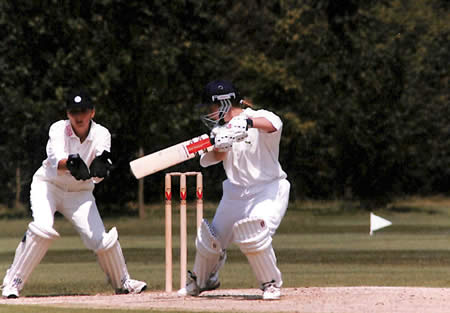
left=2, top=248, right=450, bottom=266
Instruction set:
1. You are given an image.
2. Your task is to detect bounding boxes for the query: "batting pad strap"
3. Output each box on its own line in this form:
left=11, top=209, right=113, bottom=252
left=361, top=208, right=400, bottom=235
left=95, top=227, right=119, bottom=252
left=232, top=217, right=272, bottom=254
left=192, top=220, right=223, bottom=288
left=28, top=222, right=60, bottom=239
left=95, top=228, right=129, bottom=290
left=195, top=219, right=222, bottom=257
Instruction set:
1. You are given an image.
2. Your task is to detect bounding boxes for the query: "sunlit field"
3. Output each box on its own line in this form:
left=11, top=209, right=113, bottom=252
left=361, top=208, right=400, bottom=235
left=1, top=197, right=450, bottom=312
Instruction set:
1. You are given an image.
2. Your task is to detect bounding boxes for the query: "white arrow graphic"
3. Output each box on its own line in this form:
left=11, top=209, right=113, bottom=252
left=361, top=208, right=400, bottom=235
left=370, top=212, right=392, bottom=235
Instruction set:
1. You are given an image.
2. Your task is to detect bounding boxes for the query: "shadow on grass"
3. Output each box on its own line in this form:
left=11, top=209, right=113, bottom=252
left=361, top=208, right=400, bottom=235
left=202, top=293, right=261, bottom=300
left=24, top=293, right=92, bottom=298
left=388, top=205, right=439, bottom=215
left=3, top=247, right=450, bottom=267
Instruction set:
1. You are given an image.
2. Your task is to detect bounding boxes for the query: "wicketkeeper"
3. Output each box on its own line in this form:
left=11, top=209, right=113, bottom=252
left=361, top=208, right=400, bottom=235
left=179, top=80, right=290, bottom=300
left=1, top=91, right=147, bottom=298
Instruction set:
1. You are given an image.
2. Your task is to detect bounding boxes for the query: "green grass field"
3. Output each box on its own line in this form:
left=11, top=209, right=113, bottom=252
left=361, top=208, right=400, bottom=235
left=1, top=197, right=450, bottom=312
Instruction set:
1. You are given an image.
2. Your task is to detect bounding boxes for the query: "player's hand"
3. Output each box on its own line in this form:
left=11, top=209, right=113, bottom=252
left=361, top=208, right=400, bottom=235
left=212, top=127, right=235, bottom=152
left=89, top=150, right=112, bottom=178
left=210, top=126, right=221, bottom=139
left=226, top=115, right=252, bottom=142
left=67, top=154, right=91, bottom=180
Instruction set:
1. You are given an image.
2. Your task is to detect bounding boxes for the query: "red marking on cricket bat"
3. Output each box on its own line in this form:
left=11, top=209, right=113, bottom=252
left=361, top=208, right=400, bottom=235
left=180, top=191, right=187, bottom=200
left=196, top=190, right=203, bottom=199
left=186, top=138, right=212, bottom=154
left=165, top=191, right=172, bottom=200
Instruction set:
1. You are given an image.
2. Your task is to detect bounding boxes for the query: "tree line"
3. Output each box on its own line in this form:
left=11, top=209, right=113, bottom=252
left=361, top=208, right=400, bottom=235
left=0, top=0, right=448, bottom=215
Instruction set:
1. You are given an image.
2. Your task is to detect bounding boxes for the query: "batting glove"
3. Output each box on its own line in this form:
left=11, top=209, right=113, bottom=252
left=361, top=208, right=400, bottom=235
left=226, top=115, right=253, bottom=142
left=67, top=154, right=91, bottom=180
left=89, top=150, right=112, bottom=178
left=211, top=127, right=235, bottom=152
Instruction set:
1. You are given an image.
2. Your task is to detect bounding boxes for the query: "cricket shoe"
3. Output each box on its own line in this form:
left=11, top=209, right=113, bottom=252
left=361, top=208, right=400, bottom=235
left=116, top=278, right=147, bottom=294
left=203, top=271, right=220, bottom=293
left=178, top=271, right=220, bottom=296
left=262, top=280, right=281, bottom=300
left=1, top=285, right=19, bottom=299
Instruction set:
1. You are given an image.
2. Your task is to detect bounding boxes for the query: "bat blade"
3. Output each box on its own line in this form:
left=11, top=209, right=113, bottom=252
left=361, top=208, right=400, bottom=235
left=130, top=134, right=213, bottom=179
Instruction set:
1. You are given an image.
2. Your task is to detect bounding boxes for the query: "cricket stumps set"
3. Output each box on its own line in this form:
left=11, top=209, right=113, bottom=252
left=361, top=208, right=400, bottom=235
left=164, top=172, right=203, bottom=292
left=129, top=136, right=209, bottom=292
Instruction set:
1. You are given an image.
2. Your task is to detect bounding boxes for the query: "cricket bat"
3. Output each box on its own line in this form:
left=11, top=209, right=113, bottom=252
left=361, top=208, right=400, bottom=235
left=130, top=134, right=214, bottom=179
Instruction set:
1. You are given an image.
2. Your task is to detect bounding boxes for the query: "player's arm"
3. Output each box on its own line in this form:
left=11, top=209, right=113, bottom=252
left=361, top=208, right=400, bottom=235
left=45, top=122, right=69, bottom=177
left=95, top=129, right=112, bottom=158
left=249, top=117, right=277, bottom=133
left=200, top=149, right=227, bottom=166
left=208, top=117, right=275, bottom=159
left=200, top=151, right=224, bottom=167
left=226, top=115, right=276, bottom=143
left=57, top=159, right=68, bottom=170
left=211, top=150, right=228, bottom=160
left=248, top=109, right=283, bottom=134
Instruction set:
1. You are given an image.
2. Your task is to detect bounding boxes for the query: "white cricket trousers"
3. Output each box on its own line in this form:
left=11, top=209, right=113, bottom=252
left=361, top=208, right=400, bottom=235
left=30, top=178, right=106, bottom=251
left=212, top=178, right=290, bottom=249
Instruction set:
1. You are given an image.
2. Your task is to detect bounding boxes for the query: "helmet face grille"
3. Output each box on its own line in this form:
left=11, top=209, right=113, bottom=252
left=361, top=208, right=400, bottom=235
left=211, top=92, right=236, bottom=102
left=201, top=99, right=232, bottom=129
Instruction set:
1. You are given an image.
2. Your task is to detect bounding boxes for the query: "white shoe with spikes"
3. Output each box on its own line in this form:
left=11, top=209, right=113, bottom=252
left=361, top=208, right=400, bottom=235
left=262, top=281, right=281, bottom=300
left=116, top=278, right=147, bottom=294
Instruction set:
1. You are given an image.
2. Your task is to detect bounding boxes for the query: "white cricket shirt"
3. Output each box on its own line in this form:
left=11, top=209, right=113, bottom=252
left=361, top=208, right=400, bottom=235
left=200, top=108, right=287, bottom=187
left=33, top=119, right=111, bottom=191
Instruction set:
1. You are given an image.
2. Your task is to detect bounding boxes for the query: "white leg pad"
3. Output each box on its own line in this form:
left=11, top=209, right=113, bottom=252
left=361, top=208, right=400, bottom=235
left=2, top=240, right=24, bottom=288
left=2, top=222, right=59, bottom=291
left=95, top=227, right=129, bottom=290
left=233, top=217, right=282, bottom=287
left=192, top=219, right=223, bottom=288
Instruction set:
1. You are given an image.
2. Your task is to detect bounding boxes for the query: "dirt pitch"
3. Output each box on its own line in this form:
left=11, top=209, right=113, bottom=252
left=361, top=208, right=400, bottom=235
left=1, top=287, right=450, bottom=312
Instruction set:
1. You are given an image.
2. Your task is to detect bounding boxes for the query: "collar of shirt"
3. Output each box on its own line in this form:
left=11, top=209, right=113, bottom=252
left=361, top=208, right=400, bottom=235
left=65, top=120, right=96, bottom=142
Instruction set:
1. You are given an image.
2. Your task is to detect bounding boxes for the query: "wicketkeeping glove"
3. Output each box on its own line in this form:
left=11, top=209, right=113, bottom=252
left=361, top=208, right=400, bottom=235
left=67, top=154, right=91, bottom=180
left=226, top=115, right=253, bottom=142
left=89, top=150, right=112, bottom=178
left=211, top=127, right=235, bottom=152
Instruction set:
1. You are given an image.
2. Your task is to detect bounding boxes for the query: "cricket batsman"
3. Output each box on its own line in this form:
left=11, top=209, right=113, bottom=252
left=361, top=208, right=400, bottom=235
left=1, top=91, right=146, bottom=298
left=179, top=80, right=290, bottom=300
